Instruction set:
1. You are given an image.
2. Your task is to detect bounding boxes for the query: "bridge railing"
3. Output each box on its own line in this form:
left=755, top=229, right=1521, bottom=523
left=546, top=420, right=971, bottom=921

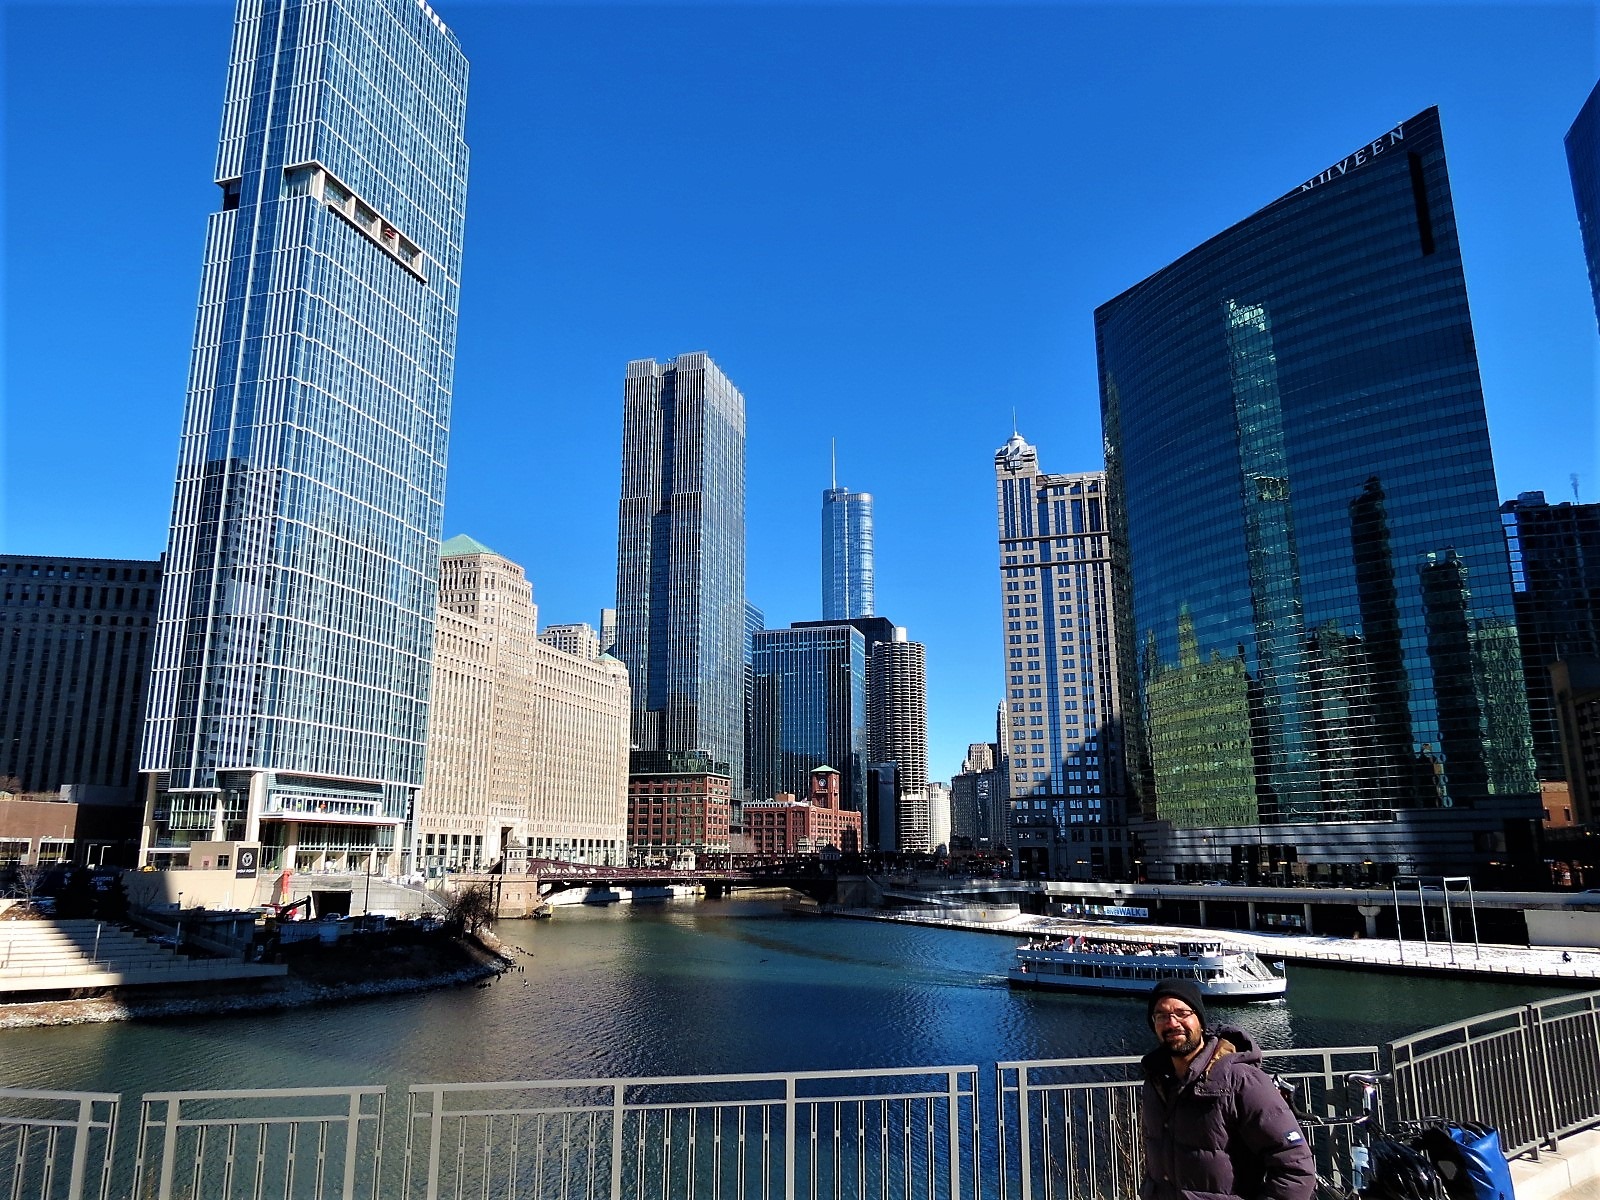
left=8, top=989, right=1600, bottom=1200
left=403, top=1066, right=982, bottom=1200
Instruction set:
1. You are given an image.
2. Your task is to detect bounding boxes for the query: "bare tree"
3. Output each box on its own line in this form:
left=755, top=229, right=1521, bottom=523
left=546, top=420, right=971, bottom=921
left=9, top=863, right=50, bottom=911
left=446, top=883, right=496, bottom=936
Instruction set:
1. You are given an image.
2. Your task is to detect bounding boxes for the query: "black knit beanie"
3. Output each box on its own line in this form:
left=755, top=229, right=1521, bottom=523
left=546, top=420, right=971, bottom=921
left=1147, top=978, right=1207, bottom=1029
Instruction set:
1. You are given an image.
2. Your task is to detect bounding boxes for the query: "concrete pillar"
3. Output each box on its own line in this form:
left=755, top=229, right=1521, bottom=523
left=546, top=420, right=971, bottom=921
left=1303, top=902, right=1314, bottom=934
left=1247, top=900, right=1257, bottom=931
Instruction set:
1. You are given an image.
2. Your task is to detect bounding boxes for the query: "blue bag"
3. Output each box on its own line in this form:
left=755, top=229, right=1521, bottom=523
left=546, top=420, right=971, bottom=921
left=1416, top=1123, right=1515, bottom=1200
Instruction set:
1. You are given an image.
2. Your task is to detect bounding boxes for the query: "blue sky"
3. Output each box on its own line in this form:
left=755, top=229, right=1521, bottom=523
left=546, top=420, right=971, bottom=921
left=3, top=0, right=1597, bottom=784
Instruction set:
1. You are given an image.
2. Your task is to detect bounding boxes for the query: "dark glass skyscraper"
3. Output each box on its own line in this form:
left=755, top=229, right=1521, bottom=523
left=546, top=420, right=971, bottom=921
left=616, top=354, right=747, bottom=795
left=1567, top=78, right=1600, bottom=333
left=822, top=487, right=874, bottom=620
left=141, top=0, right=469, bottom=872
left=749, top=624, right=867, bottom=810
left=1097, top=107, right=1539, bottom=882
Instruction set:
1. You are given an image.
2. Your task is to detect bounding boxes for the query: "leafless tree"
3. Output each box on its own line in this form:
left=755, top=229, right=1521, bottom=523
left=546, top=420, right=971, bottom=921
left=446, top=883, right=496, bottom=936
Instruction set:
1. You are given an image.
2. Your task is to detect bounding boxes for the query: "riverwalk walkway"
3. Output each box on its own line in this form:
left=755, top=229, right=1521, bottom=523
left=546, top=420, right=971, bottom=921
left=822, top=904, right=1600, bottom=982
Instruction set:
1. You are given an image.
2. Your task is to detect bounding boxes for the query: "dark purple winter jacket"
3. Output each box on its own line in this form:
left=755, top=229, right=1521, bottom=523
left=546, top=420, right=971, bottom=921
left=1139, top=1028, right=1316, bottom=1200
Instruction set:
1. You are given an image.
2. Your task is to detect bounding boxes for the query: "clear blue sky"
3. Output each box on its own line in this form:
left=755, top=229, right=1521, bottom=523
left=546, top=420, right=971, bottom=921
left=3, top=1, right=1596, bottom=784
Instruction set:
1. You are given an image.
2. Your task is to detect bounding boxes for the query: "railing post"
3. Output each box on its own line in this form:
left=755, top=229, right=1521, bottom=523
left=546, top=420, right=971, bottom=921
left=611, top=1081, right=626, bottom=1200
left=341, top=1088, right=361, bottom=1198
left=1526, top=1003, right=1559, bottom=1155
left=155, top=1096, right=180, bottom=1200
left=784, top=1075, right=797, bottom=1200
left=946, top=1070, right=962, bottom=1200
left=66, top=1095, right=93, bottom=1200
left=425, top=1089, right=443, bottom=1200
left=1017, top=1065, right=1033, bottom=1200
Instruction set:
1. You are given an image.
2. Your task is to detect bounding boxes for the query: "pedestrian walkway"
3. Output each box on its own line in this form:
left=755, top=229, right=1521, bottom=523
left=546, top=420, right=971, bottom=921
left=822, top=904, right=1600, bottom=982
left=1514, top=1128, right=1600, bottom=1200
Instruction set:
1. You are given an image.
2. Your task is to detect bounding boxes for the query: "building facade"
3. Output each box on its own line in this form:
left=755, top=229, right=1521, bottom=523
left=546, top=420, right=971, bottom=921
left=139, top=0, right=470, bottom=873
left=1501, top=493, right=1600, bottom=787
left=420, top=537, right=630, bottom=871
left=616, top=354, right=747, bottom=798
left=749, top=624, right=867, bottom=811
left=867, top=630, right=929, bottom=853
left=742, top=766, right=861, bottom=858
left=2, top=556, right=160, bottom=799
left=627, top=750, right=732, bottom=866
left=822, top=487, right=875, bottom=621
left=539, top=623, right=601, bottom=660
left=993, top=451, right=1126, bottom=879
left=1568, top=78, right=1600, bottom=332
left=950, top=741, right=1005, bottom=853
left=1096, top=107, right=1540, bottom=883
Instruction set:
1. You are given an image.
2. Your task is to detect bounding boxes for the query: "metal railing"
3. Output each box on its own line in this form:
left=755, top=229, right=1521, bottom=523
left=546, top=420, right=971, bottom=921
left=132, top=1086, right=385, bottom=1199
left=7, top=990, right=1600, bottom=1200
left=0, top=1087, right=119, bottom=1200
left=1390, top=989, right=1600, bottom=1158
left=404, top=1066, right=981, bottom=1200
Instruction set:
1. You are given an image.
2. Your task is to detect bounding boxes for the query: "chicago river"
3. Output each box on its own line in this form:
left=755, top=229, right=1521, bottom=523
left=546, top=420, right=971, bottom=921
left=1, top=898, right=1575, bottom=1096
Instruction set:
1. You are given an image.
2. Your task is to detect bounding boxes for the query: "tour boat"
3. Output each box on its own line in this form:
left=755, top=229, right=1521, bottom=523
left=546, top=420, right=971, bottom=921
left=1007, top=933, right=1287, bottom=1001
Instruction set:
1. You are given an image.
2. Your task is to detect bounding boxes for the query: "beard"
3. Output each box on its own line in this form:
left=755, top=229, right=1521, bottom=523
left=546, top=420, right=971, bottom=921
left=1163, top=1026, right=1203, bottom=1058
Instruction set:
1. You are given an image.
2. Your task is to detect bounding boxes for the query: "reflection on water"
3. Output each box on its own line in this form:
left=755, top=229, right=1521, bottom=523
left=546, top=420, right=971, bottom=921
left=0, top=898, right=1573, bottom=1095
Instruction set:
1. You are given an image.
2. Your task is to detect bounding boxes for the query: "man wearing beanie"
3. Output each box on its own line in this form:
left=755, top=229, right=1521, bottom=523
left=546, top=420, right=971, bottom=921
left=1139, top=978, right=1315, bottom=1200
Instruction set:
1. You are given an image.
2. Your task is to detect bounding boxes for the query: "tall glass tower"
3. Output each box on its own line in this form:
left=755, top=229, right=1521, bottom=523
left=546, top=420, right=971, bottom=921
left=140, top=0, right=469, bottom=873
left=822, top=487, right=874, bottom=620
left=1567, top=78, right=1600, bottom=333
left=1097, top=107, right=1539, bottom=884
left=616, top=353, right=747, bottom=796
left=749, top=624, right=868, bottom=810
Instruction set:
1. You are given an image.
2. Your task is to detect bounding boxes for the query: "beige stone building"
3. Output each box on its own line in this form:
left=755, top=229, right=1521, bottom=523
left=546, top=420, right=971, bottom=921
left=419, top=536, right=630, bottom=871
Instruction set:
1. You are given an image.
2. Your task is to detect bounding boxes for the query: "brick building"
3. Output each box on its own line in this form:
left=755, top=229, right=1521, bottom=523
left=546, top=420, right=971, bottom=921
left=743, top=766, right=862, bottom=858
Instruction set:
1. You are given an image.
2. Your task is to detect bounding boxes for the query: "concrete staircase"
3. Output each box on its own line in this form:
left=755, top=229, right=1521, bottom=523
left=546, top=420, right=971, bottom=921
left=0, top=919, right=286, bottom=996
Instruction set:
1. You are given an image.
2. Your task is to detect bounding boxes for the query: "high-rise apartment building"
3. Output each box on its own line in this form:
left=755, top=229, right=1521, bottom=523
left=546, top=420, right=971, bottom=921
left=950, top=742, right=1005, bottom=853
left=749, top=624, right=868, bottom=810
left=616, top=353, right=747, bottom=797
left=1568, top=78, right=1600, bottom=332
left=1097, top=107, right=1539, bottom=883
left=138, top=0, right=469, bottom=872
left=539, top=623, right=601, bottom=660
left=822, top=487, right=874, bottom=621
left=421, top=537, right=630, bottom=870
left=599, top=608, right=618, bottom=656
left=867, top=630, right=929, bottom=852
left=1501, top=493, right=1600, bottom=801
left=993, top=449, right=1125, bottom=879
left=1, top=556, right=161, bottom=799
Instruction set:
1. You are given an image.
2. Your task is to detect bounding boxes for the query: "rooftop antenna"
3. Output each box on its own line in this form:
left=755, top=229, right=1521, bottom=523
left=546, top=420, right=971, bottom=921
left=831, top=438, right=837, bottom=490
left=1573, top=473, right=1582, bottom=504
left=1012, top=407, right=1018, bottom=437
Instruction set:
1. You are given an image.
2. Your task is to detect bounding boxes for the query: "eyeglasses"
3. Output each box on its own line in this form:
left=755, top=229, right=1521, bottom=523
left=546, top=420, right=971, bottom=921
left=1153, top=1009, right=1197, bottom=1025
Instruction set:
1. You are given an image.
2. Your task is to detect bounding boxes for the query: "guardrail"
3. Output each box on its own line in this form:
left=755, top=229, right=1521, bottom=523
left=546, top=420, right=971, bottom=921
left=5, top=991, right=1598, bottom=1200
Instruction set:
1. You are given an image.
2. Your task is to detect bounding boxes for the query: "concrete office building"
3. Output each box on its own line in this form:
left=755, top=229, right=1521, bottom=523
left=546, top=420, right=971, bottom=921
left=1, top=556, right=161, bottom=800
left=138, top=0, right=470, bottom=872
left=420, top=537, right=629, bottom=871
left=1097, top=107, right=1540, bottom=883
left=539, top=623, right=601, bottom=661
left=616, top=354, right=747, bottom=799
left=993, top=450, right=1126, bottom=879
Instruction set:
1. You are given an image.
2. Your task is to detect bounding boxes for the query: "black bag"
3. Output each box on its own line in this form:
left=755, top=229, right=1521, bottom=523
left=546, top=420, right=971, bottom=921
left=1414, top=1123, right=1515, bottom=1200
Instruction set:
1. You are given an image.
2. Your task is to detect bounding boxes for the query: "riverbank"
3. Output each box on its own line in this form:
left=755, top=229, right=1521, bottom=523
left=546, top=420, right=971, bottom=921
left=0, top=928, right=510, bottom=1030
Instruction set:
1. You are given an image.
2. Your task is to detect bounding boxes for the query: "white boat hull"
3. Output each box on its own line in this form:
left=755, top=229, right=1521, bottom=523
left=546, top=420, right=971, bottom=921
left=1008, top=936, right=1287, bottom=1002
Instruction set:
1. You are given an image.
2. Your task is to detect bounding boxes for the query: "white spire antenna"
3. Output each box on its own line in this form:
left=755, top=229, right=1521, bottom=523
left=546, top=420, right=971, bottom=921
left=831, top=438, right=837, bottom=490
left=1012, top=407, right=1018, bottom=437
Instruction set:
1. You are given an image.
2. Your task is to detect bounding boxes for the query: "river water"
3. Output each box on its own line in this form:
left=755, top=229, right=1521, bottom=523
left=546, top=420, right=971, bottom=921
left=1, top=898, right=1574, bottom=1096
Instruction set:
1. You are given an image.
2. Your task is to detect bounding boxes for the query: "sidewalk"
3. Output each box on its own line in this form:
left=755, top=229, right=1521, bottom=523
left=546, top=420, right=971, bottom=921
left=1514, top=1128, right=1600, bottom=1200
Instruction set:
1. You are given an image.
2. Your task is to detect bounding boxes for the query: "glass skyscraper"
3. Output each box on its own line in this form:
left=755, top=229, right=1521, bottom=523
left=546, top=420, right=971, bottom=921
left=1568, top=79, right=1600, bottom=333
left=140, top=0, right=469, bottom=872
left=749, top=624, right=868, bottom=811
left=616, top=353, right=747, bottom=796
left=822, top=487, right=874, bottom=620
left=1097, top=107, right=1539, bottom=883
